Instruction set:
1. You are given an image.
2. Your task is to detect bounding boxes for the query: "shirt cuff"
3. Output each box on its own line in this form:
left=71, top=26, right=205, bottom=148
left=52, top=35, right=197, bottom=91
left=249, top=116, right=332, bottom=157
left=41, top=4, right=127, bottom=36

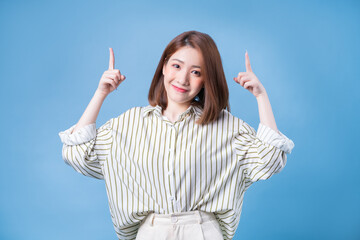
left=256, top=123, right=295, bottom=154
left=58, top=123, right=96, bottom=146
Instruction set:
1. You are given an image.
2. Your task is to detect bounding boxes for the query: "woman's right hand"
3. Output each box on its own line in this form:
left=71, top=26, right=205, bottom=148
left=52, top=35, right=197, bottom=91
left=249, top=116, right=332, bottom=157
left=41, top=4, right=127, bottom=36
left=97, top=47, right=126, bottom=96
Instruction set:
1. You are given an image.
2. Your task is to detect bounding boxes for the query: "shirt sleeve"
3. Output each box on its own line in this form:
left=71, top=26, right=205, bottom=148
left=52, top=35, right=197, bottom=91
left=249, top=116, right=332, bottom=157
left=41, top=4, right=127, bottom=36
left=234, top=121, right=295, bottom=183
left=58, top=119, right=113, bottom=180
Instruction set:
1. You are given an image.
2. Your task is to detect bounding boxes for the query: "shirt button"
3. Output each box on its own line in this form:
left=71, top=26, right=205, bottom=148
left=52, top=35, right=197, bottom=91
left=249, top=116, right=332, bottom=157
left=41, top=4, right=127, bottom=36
left=168, top=169, right=173, bottom=175
left=168, top=195, right=174, bottom=201
left=171, top=215, right=178, bottom=223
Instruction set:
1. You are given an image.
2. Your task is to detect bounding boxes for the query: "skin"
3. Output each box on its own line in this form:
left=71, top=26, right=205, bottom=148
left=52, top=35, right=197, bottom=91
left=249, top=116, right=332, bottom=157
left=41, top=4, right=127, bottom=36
left=162, top=46, right=204, bottom=123
left=71, top=48, right=279, bottom=134
left=71, top=48, right=124, bottom=133
left=234, top=51, right=279, bottom=133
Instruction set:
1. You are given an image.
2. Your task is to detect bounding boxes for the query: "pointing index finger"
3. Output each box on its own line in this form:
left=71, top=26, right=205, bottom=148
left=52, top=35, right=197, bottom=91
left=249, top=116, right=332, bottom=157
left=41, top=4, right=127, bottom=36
left=109, top=47, right=114, bottom=70
left=245, top=50, right=252, bottom=72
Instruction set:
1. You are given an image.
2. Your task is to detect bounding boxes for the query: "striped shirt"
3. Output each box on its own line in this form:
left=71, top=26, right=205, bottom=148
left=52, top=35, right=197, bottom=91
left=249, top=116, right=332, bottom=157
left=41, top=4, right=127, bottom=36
left=59, top=104, right=294, bottom=240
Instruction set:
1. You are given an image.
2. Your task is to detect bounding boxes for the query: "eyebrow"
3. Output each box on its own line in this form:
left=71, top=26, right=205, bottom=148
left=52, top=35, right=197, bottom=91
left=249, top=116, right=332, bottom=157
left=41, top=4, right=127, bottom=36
left=172, top=59, right=201, bottom=69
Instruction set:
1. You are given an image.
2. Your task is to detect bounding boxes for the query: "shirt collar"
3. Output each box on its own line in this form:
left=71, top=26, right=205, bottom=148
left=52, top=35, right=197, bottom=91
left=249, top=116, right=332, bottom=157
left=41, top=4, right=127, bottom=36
left=142, top=104, right=203, bottom=121
left=142, top=105, right=161, bottom=118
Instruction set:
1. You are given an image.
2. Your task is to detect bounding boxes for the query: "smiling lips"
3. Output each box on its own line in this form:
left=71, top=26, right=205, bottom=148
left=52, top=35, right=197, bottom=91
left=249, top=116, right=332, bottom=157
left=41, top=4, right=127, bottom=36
left=172, top=84, right=188, bottom=93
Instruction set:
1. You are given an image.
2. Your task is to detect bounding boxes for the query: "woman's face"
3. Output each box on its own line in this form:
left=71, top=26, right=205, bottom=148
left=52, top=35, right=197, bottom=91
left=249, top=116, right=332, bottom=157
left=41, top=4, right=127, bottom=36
left=162, top=46, right=204, bottom=110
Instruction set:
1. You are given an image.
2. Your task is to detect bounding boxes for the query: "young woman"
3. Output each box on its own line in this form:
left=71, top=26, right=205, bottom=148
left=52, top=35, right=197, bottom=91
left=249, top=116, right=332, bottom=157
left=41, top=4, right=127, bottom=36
left=59, top=31, right=294, bottom=240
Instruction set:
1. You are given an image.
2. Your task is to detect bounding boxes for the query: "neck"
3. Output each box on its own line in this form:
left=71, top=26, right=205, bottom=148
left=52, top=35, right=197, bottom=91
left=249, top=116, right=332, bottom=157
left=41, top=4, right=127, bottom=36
left=162, top=102, right=190, bottom=123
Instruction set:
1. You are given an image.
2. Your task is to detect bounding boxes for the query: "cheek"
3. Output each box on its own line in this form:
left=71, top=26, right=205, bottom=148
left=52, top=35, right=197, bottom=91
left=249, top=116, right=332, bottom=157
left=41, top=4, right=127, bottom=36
left=164, top=70, right=176, bottom=83
left=193, top=78, right=204, bottom=89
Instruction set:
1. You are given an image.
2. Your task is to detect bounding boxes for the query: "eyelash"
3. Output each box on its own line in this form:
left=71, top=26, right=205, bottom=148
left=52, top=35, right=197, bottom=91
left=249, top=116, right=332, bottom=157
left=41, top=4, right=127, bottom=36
left=172, top=64, right=201, bottom=76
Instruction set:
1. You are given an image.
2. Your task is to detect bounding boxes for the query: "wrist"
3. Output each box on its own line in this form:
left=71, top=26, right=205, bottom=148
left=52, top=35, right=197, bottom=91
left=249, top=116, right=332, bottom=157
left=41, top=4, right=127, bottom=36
left=94, top=89, right=109, bottom=99
left=256, top=90, right=268, bottom=100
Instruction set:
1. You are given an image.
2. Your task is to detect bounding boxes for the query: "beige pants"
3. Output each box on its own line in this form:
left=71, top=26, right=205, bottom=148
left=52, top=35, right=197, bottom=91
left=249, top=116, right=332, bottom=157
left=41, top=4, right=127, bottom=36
left=135, top=210, right=224, bottom=240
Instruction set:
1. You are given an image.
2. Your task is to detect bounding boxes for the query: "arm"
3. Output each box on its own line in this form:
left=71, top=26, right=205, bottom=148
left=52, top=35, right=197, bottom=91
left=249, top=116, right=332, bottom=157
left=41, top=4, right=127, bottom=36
left=234, top=50, right=278, bottom=133
left=71, top=90, right=107, bottom=133
left=234, top=120, right=291, bottom=183
left=233, top=51, right=294, bottom=183
left=59, top=119, right=113, bottom=179
left=256, top=91, right=279, bottom=133
left=72, top=47, right=125, bottom=133
left=58, top=48, right=125, bottom=179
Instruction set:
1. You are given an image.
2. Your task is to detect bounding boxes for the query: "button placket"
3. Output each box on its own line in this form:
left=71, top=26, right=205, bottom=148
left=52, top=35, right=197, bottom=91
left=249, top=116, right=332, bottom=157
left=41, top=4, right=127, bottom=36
left=167, top=124, right=178, bottom=211
left=176, top=200, right=181, bottom=211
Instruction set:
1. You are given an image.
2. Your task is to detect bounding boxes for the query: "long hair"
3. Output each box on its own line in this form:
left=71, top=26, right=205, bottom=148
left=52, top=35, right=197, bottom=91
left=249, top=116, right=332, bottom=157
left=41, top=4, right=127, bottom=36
left=148, top=30, right=230, bottom=125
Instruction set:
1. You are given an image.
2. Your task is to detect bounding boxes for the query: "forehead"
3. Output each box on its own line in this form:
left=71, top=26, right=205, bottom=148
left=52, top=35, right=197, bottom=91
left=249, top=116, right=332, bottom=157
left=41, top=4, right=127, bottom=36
left=169, top=46, right=203, bottom=64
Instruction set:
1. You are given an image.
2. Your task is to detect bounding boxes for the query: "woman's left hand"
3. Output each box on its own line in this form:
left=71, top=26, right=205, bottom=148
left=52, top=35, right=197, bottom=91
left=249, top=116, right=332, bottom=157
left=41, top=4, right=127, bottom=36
left=233, top=51, right=266, bottom=98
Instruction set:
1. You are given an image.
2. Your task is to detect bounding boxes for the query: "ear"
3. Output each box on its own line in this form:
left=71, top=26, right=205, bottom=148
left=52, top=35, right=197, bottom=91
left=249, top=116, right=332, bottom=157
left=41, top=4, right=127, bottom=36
left=162, top=62, right=166, bottom=76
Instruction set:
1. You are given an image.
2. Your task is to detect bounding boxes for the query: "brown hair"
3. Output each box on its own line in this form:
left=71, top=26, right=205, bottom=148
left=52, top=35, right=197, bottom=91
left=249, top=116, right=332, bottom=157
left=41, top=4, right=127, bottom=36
left=148, top=30, right=230, bottom=125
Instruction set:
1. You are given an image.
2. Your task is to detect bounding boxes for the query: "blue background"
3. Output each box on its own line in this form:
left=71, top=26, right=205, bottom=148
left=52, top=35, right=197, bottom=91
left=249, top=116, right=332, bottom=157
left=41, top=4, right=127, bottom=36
left=1, top=0, right=359, bottom=239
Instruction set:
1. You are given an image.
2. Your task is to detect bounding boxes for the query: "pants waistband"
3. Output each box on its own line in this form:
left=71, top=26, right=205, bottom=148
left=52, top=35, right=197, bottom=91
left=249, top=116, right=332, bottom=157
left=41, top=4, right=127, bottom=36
left=141, top=210, right=216, bottom=226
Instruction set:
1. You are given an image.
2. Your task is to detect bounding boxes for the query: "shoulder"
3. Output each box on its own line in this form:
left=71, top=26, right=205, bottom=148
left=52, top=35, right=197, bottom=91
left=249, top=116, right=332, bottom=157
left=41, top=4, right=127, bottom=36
left=203, top=109, right=242, bottom=133
left=113, top=106, right=145, bottom=119
left=218, top=109, right=243, bottom=126
left=111, top=105, right=152, bottom=124
left=217, top=109, right=255, bottom=134
left=107, top=106, right=147, bottom=131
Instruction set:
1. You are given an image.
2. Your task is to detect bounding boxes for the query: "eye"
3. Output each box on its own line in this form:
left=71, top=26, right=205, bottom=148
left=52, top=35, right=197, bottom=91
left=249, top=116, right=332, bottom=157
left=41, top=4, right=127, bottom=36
left=172, top=64, right=180, bottom=69
left=192, top=70, right=201, bottom=76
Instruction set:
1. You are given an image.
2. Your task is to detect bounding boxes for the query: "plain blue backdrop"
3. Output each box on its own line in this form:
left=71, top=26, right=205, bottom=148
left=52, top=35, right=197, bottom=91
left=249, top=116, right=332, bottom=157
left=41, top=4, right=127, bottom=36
left=1, top=0, right=359, bottom=239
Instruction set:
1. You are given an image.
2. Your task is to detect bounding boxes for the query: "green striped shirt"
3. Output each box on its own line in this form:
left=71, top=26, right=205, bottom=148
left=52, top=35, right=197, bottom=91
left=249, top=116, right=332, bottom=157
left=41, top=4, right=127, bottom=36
left=59, top=104, right=294, bottom=240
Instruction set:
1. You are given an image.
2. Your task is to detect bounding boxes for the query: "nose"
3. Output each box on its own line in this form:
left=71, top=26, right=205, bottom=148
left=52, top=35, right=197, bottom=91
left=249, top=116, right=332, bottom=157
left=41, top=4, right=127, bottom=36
left=177, top=70, right=190, bottom=85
